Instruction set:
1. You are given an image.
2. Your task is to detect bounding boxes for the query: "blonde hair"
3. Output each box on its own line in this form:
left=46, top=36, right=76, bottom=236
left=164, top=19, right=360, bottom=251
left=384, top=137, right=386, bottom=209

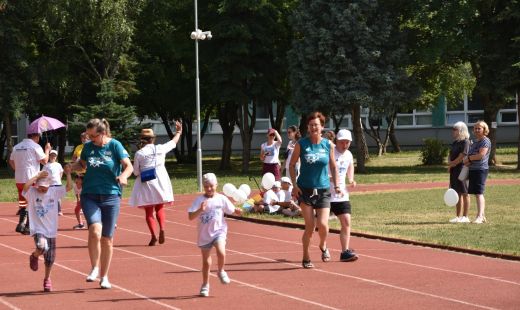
left=86, top=118, right=112, bottom=137
left=473, top=120, right=489, bottom=136
left=452, top=121, right=470, bottom=141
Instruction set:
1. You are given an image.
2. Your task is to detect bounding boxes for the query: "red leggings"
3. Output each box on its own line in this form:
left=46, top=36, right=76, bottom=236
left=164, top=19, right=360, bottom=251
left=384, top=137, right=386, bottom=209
left=144, top=204, right=165, bottom=236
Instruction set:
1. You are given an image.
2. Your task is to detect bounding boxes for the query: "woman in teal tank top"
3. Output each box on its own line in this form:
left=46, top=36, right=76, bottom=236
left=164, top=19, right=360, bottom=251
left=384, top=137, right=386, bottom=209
left=288, top=112, right=340, bottom=269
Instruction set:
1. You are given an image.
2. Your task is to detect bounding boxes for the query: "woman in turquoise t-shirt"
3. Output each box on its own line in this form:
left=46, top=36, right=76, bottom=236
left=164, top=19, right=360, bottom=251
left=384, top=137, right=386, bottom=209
left=289, top=112, right=340, bottom=269
left=74, top=118, right=133, bottom=289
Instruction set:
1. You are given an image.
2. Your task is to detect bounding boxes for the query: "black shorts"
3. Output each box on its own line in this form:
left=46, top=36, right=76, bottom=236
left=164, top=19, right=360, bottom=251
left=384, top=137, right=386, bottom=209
left=468, top=169, right=488, bottom=195
left=298, top=187, right=331, bottom=209
left=330, top=201, right=351, bottom=216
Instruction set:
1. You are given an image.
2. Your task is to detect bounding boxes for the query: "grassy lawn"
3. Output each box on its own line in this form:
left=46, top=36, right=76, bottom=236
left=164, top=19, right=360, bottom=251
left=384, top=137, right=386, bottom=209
left=1, top=147, right=518, bottom=255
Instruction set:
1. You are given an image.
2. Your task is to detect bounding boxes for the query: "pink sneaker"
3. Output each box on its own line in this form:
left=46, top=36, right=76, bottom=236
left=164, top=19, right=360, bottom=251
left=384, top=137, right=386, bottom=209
left=43, top=278, right=52, bottom=292
left=29, top=254, right=38, bottom=271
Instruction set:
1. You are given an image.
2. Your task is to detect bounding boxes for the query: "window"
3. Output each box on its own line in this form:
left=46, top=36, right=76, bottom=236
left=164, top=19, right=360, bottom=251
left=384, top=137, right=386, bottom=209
left=395, top=109, right=432, bottom=127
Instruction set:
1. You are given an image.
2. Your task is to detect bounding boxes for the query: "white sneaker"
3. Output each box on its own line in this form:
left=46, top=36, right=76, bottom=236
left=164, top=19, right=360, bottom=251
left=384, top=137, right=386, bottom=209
left=218, top=270, right=231, bottom=284
left=100, top=276, right=111, bottom=289
left=86, top=267, right=99, bottom=282
left=449, top=217, right=460, bottom=223
left=473, top=216, right=487, bottom=224
left=200, top=284, right=209, bottom=297
left=459, top=216, right=470, bottom=223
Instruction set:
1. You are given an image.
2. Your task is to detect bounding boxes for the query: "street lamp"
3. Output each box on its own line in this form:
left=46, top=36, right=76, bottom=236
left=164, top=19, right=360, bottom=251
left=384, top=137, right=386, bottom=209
left=191, top=0, right=212, bottom=192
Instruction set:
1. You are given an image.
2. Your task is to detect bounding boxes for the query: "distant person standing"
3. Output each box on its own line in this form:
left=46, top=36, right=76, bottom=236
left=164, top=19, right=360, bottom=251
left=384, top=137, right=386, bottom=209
left=329, top=129, right=358, bottom=262
left=281, top=125, right=301, bottom=178
left=43, top=150, right=64, bottom=216
left=9, top=132, right=51, bottom=234
left=129, top=121, right=182, bottom=246
left=72, top=118, right=133, bottom=289
left=448, top=121, right=471, bottom=223
left=260, top=128, right=283, bottom=180
left=463, top=121, right=491, bottom=224
left=289, top=111, right=340, bottom=269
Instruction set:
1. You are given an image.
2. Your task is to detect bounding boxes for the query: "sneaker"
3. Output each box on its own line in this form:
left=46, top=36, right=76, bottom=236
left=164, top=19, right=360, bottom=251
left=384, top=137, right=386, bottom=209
left=200, top=284, right=209, bottom=297
left=449, top=216, right=460, bottom=223
left=473, top=216, right=487, bottom=224
left=159, top=230, right=165, bottom=244
left=43, top=278, right=52, bottom=292
left=22, top=226, right=30, bottom=235
left=340, top=249, right=358, bottom=262
left=86, top=267, right=99, bottom=282
left=29, top=254, right=38, bottom=271
left=459, top=216, right=470, bottom=223
left=15, top=223, right=25, bottom=233
left=73, top=223, right=85, bottom=230
left=100, top=276, right=111, bottom=289
left=58, top=212, right=64, bottom=216
left=218, top=270, right=231, bottom=284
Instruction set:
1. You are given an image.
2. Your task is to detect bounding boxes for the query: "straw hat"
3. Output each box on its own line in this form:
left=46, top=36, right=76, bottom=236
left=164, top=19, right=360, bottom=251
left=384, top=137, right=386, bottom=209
left=140, top=128, right=155, bottom=138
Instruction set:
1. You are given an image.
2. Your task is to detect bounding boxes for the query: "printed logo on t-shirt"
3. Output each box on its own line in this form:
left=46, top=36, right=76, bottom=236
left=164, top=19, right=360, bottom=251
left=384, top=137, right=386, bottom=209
left=88, top=157, right=104, bottom=167
left=35, top=197, right=52, bottom=218
left=200, top=209, right=215, bottom=224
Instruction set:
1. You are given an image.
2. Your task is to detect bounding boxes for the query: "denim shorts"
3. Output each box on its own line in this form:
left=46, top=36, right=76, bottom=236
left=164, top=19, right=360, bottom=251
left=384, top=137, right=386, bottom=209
left=468, top=169, right=488, bottom=195
left=81, top=193, right=120, bottom=237
left=199, top=235, right=226, bottom=249
left=298, top=187, right=331, bottom=209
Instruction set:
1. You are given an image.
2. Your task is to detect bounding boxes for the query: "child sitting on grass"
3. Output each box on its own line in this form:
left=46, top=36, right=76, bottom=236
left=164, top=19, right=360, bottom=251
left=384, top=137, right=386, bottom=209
left=24, top=165, right=72, bottom=292
left=188, top=173, right=242, bottom=297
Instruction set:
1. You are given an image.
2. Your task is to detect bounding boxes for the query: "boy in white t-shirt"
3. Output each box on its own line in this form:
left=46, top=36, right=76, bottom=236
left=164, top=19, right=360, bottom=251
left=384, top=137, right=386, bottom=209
left=329, top=129, right=358, bottom=262
left=263, top=181, right=282, bottom=213
left=43, top=150, right=64, bottom=216
left=23, top=165, right=72, bottom=292
left=278, top=177, right=301, bottom=217
left=188, top=173, right=242, bottom=297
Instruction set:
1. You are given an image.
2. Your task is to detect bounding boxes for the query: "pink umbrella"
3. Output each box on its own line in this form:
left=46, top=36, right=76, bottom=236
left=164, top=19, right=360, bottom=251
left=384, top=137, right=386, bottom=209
left=27, top=115, right=66, bottom=135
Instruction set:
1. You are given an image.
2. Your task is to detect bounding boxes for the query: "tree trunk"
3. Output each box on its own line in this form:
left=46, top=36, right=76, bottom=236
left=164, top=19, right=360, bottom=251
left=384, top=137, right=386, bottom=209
left=481, top=94, right=498, bottom=166
left=352, top=104, right=368, bottom=173
left=366, top=120, right=383, bottom=156
left=218, top=103, right=236, bottom=170
left=237, top=100, right=256, bottom=173
left=386, top=112, right=401, bottom=153
left=517, top=98, right=520, bottom=170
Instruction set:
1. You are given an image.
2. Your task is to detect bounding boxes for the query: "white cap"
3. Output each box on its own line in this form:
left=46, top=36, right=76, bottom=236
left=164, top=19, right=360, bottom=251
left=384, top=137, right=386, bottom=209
left=273, top=181, right=281, bottom=188
left=281, top=176, right=292, bottom=185
left=50, top=150, right=58, bottom=155
left=336, top=129, right=352, bottom=141
left=202, top=173, right=217, bottom=185
left=36, top=177, right=51, bottom=188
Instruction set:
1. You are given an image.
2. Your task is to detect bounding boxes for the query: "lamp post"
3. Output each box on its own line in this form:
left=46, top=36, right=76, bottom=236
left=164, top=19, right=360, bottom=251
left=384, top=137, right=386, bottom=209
left=191, top=0, right=212, bottom=192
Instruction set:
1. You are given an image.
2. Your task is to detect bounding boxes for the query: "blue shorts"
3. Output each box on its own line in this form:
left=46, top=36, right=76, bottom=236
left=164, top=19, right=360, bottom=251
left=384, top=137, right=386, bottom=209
left=468, top=169, right=488, bottom=195
left=81, top=194, right=120, bottom=238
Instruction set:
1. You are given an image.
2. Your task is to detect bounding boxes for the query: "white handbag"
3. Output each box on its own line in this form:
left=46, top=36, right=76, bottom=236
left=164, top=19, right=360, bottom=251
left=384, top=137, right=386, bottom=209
left=458, top=165, right=469, bottom=181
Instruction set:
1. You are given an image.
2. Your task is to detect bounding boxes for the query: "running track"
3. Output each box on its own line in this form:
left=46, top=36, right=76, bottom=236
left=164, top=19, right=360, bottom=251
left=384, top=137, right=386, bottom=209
left=1, top=189, right=520, bottom=309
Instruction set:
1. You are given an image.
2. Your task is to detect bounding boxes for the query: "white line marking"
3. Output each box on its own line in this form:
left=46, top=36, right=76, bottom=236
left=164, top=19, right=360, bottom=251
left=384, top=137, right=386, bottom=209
left=0, top=297, right=21, bottom=310
left=0, top=242, right=181, bottom=310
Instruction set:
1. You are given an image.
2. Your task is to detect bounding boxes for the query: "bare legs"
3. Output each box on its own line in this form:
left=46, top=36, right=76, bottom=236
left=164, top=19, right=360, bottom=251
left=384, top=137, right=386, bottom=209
left=301, top=203, right=330, bottom=261
left=87, top=223, right=113, bottom=278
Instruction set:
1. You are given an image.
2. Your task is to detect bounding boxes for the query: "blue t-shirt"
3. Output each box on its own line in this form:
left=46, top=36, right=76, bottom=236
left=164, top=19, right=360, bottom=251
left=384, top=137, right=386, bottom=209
left=80, top=139, right=129, bottom=195
left=468, top=137, right=491, bottom=170
left=297, top=137, right=331, bottom=189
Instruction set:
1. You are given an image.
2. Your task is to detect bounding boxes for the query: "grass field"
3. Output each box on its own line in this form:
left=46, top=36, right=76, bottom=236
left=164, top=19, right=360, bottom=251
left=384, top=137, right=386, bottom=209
left=1, top=147, right=518, bottom=255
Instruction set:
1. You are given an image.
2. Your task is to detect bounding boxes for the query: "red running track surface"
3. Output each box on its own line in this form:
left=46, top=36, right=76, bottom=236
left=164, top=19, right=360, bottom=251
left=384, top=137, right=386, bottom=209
left=0, top=193, right=519, bottom=310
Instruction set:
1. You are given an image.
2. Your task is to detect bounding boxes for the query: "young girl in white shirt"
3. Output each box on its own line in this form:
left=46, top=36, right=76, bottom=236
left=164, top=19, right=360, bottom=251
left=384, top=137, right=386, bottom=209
left=188, top=173, right=242, bottom=297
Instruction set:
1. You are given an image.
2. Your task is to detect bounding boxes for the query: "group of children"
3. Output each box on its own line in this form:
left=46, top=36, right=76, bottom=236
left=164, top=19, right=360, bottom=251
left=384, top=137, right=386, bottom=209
left=247, top=177, right=302, bottom=216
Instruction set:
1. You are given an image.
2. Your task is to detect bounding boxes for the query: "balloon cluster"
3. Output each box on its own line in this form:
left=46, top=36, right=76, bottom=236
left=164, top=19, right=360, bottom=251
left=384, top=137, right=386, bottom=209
left=222, top=183, right=251, bottom=204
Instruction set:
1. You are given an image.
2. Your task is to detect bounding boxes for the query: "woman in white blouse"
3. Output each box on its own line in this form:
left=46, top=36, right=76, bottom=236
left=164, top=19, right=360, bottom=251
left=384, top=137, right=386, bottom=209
left=129, top=121, right=182, bottom=246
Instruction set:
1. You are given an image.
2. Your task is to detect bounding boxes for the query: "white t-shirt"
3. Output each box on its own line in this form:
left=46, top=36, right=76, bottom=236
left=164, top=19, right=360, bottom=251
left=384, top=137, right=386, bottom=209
left=284, top=140, right=301, bottom=175
left=330, top=148, right=353, bottom=202
left=279, top=189, right=292, bottom=203
left=23, top=186, right=66, bottom=238
left=263, top=190, right=280, bottom=213
left=10, top=139, right=46, bottom=183
left=261, top=141, right=282, bottom=164
left=43, top=162, right=63, bottom=185
left=188, top=193, right=235, bottom=247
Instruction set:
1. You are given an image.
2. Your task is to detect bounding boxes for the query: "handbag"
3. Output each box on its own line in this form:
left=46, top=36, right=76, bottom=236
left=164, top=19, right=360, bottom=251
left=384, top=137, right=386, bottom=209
left=458, top=165, right=469, bottom=182
left=140, top=146, right=157, bottom=182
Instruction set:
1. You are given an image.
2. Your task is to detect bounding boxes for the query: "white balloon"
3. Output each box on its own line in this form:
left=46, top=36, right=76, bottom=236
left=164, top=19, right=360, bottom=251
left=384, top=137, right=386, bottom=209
left=235, top=189, right=248, bottom=204
left=238, top=184, right=251, bottom=197
left=443, top=188, right=459, bottom=207
left=261, top=173, right=275, bottom=190
left=222, top=183, right=237, bottom=197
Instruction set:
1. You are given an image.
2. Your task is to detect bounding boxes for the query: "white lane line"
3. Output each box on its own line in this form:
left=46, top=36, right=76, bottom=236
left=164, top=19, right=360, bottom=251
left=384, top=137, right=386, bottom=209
left=0, top=297, right=21, bottom=310
left=117, top=210, right=520, bottom=286
left=0, top=241, right=181, bottom=310
left=59, top=231, right=341, bottom=310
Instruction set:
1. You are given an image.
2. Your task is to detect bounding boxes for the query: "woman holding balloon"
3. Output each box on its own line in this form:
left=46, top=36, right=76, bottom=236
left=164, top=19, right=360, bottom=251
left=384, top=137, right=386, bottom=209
left=289, top=112, right=340, bottom=269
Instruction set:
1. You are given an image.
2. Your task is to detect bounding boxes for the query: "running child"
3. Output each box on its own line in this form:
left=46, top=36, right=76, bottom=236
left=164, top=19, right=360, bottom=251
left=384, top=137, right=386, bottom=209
left=24, top=165, right=72, bottom=292
left=188, top=173, right=242, bottom=297
left=72, top=174, right=85, bottom=229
